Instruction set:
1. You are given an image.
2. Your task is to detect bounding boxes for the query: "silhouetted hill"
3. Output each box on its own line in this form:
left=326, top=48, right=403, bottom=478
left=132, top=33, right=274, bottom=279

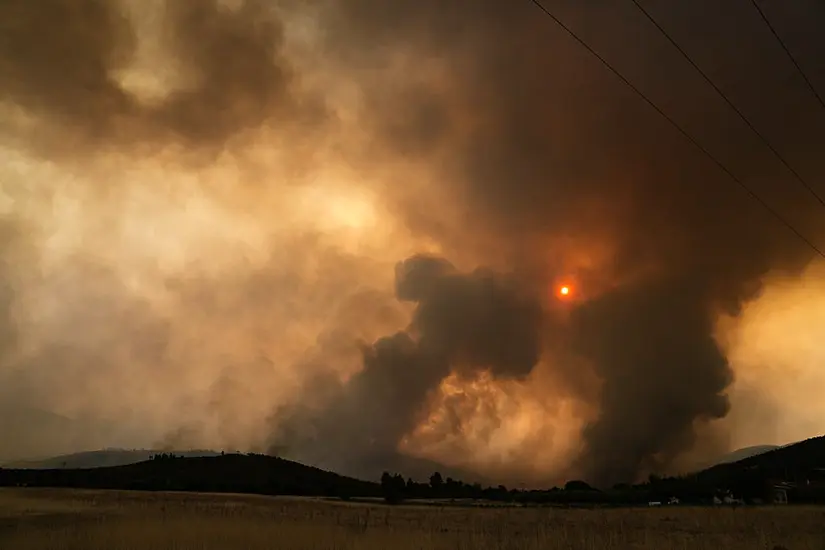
left=2, top=437, right=822, bottom=506
left=674, top=435, right=825, bottom=503
left=0, top=453, right=381, bottom=498
left=686, top=443, right=783, bottom=473
left=2, top=449, right=221, bottom=469
left=699, top=436, right=825, bottom=482
left=712, top=445, right=780, bottom=465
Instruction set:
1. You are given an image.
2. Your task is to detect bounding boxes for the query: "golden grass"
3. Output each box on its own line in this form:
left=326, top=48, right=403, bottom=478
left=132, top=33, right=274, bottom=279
left=0, top=488, right=823, bottom=549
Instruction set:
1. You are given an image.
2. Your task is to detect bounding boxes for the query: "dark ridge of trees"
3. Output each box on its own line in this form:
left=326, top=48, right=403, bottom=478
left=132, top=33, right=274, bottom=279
left=2, top=449, right=223, bottom=470
left=375, top=436, right=825, bottom=505
left=0, top=453, right=381, bottom=499
left=1, top=436, right=824, bottom=506
left=564, top=480, right=594, bottom=492
left=700, top=436, right=825, bottom=481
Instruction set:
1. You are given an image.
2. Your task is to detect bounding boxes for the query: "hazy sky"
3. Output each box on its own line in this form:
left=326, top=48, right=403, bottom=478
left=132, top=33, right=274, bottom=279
left=1, top=0, right=824, bottom=487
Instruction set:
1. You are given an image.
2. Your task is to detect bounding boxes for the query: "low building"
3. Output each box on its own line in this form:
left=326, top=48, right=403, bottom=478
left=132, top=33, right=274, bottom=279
left=771, top=486, right=789, bottom=504
left=768, top=481, right=795, bottom=504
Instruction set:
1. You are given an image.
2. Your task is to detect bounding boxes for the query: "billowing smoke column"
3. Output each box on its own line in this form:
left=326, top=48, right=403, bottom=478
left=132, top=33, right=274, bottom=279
left=306, top=0, right=824, bottom=485
left=1, top=0, right=824, bottom=487
left=272, top=254, right=543, bottom=476
left=570, top=279, right=732, bottom=486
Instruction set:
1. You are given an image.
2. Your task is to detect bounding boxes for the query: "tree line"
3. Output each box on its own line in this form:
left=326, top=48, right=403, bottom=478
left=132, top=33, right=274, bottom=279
left=2, top=445, right=823, bottom=505
left=378, top=470, right=825, bottom=505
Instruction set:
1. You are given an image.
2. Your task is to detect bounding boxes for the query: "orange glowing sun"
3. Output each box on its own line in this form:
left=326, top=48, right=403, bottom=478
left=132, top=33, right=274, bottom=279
left=558, top=285, right=573, bottom=299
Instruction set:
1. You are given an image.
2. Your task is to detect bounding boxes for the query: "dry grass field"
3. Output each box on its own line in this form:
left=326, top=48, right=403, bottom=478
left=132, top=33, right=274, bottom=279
left=0, top=488, right=823, bottom=549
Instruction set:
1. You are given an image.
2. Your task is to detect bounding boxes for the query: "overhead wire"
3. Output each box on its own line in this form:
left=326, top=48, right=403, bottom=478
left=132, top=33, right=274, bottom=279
left=525, top=0, right=825, bottom=260
left=748, top=0, right=825, bottom=112
left=629, top=0, right=825, bottom=212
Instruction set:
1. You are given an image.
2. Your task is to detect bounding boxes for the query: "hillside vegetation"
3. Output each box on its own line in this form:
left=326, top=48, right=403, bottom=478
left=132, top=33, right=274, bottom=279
left=0, top=454, right=380, bottom=499
left=1, top=436, right=823, bottom=505
left=2, top=449, right=221, bottom=470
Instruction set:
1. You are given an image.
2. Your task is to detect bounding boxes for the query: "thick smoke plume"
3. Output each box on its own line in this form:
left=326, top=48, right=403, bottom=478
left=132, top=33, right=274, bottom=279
left=272, top=255, right=543, bottom=475
left=2, top=0, right=825, bottom=487
left=570, top=278, right=732, bottom=486
left=0, top=0, right=320, bottom=157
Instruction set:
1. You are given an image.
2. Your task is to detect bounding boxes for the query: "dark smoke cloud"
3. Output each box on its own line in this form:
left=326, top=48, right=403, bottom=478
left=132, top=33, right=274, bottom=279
left=570, top=278, right=733, bottom=486
left=272, top=255, right=543, bottom=476
left=309, top=0, right=825, bottom=484
left=0, top=0, right=323, bottom=156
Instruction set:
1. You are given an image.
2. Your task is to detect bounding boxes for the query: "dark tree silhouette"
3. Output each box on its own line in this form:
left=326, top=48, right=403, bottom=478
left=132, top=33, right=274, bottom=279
left=564, top=480, right=594, bottom=491
left=380, top=472, right=406, bottom=504
left=429, top=471, right=443, bottom=493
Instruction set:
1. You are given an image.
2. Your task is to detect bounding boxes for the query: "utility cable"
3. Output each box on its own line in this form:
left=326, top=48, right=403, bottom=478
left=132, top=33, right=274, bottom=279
left=526, top=0, right=825, bottom=260
left=749, top=0, right=825, bottom=111
left=629, top=0, right=825, bottom=212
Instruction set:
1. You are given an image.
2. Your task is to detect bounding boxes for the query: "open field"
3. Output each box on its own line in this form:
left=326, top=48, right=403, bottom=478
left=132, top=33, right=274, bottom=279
left=0, top=489, right=823, bottom=549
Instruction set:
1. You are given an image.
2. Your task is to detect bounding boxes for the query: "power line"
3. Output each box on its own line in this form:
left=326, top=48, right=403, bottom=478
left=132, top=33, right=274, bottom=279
left=629, top=0, right=825, bottom=212
left=748, top=0, right=825, bottom=112
left=526, top=0, right=825, bottom=260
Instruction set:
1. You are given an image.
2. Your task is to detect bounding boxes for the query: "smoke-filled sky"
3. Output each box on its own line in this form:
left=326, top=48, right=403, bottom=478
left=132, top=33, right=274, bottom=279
left=2, top=0, right=825, bottom=487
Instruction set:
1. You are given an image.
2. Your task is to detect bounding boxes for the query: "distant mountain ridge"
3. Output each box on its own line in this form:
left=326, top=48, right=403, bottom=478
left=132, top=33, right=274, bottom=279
left=712, top=445, right=780, bottom=465
left=0, top=407, right=78, bottom=462
left=1, top=449, right=221, bottom=469
left=701, top=435, right=825, bottom=478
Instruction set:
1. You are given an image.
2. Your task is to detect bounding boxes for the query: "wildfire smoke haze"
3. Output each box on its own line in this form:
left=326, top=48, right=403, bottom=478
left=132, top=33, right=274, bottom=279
left=2, top=0, right=825, bottom=487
